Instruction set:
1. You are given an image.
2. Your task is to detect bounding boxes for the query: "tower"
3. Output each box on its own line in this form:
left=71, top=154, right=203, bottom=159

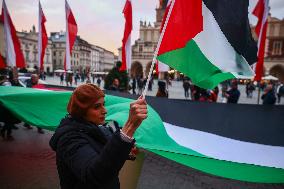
left=156, top=0, right=168, bottom=24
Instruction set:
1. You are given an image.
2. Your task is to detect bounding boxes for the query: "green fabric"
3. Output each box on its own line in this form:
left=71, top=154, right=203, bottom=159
left=157, top=40, right=235, bottom=89
left=0, top=86, right=284, bottom=183
left=151, top=149, right=284, bottom=184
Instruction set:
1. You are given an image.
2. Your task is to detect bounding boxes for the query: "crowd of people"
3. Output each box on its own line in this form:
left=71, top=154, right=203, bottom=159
left=59, top=72, right=102, bottom=87
left=1, top=67, right=284, bottom=141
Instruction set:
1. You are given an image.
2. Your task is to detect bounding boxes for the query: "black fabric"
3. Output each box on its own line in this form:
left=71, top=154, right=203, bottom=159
left=49, top=116, right=134, bottom=189
left=226, top=88, right=240, bottom=103
left=203, top=0, right=258, bottom=65
left=105, top=90, right=284, bottom=147
left=262, top=91, right=277, bottom=105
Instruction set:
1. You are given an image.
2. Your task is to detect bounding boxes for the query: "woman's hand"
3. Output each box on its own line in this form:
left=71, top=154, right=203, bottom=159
left=122, top=96, right=148, bottom=138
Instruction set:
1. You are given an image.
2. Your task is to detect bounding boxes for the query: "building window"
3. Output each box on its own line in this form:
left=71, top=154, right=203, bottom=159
left=139, top=46, right=143, bottom=52
left=53, top=59, right=56, bottom=64
left=59, top=51, right=62, bottom=57
left=53, top=52, right=56, bottom=56
left=25, top=51, right=30, bottom=61
left=272, top=41, right=283, bottom=55
left=46, top=54, right=50, bottom=63
left=60, top=59, right=62, bottom=65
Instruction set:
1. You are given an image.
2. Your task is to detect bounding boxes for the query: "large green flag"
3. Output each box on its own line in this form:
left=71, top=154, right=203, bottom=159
left=0, top=86, right=283, bottom=183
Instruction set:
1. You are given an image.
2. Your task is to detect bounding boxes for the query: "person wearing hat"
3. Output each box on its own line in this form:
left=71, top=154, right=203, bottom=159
left=49, top=84, right=148, bottom=189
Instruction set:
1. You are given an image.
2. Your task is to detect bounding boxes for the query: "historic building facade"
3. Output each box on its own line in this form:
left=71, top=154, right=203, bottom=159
left=0, top=24, right=53, bottom=73
left=264, top=16, right=284, bottom=82
left=0, top=21, right=116, bottom=74
left=103, top=49, right=115, bottom=71
left=118, top=0, right=168, bottom=78
left=17, top=26, right=53, bottom=73
left=50, top=32, right=115, bottom=73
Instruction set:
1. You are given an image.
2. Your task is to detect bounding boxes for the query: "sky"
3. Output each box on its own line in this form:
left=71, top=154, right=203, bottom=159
left=1, top=0, right=284, bottom=55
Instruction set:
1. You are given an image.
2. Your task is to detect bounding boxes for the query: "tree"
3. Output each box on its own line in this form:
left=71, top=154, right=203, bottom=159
left=104, top=61, right=129, bottom=91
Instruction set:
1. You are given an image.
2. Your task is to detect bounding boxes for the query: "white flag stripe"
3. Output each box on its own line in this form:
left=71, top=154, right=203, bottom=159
left=38, top=2, right=43, bottom=69
left=125, top=35, right=131, bottom=70
left=194, top=2, right=254, bottom=76
left=65, top=0, right=71, bottom=71
left=157, top=61, right=169, bottom=72
left=164, top=122, right=284, bottom=169
left=257, top=0, right=270, bottom=51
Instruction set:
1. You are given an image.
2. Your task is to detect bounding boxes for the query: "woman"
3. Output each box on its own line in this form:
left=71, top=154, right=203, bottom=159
left=50, top=84, right=148, bottom=189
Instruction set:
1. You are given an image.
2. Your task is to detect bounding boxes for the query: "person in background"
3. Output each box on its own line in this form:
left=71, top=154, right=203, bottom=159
left=25, top=74, right=45, bottom=134
left=137, top=77, right=143, bottom=95
left=49, top=84, right=147, bottom=189
left=261, top=84, right=276, bottom=105
left=276, top=82, right=283, bottom=104
left=132, top=77, right=136, bottom=95
left=96, top=77, right=102, bottom=88
left=182, top=79, right=190, bottom=99
left=225, top=80, right=240, bottom=104
left=109, top=78, right=120, bottom=91
left=60, top=73, right=64, bottom=85
left=156, top=81, right=168, bottom=98
left=209, top=86, right=219, bottom=102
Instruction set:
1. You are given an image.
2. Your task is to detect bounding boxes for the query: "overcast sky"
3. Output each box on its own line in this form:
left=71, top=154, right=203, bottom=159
left=1, top=0, right=284, bottom=55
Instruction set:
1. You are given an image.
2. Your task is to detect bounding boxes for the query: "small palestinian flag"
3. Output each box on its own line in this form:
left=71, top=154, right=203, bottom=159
left=157, top=0, right=257, bottom=89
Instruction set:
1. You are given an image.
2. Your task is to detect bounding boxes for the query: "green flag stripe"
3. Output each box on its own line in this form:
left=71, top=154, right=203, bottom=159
left=157, top=40, right=235, bottom=89
left=150, top=149, right=284, bottom=183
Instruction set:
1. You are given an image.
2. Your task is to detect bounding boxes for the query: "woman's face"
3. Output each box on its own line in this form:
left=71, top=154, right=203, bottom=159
left=84, top=97, right=107, bottom=125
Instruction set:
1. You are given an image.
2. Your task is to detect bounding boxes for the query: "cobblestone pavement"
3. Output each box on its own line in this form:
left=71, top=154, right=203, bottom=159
left=45, top=76, right=284, bottom=105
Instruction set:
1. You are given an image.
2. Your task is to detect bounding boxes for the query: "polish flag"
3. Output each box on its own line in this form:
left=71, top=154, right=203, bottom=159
left=1, top=0, right=25, bottom=68
left=253, top=0, right=270, bottom=81
left=38, top=2, right=48, bottom=71
left=65, top=0, right=77, bottom=71
left=120, top=0, right=132, bottom=71
left=156, top=0, right=170, bottom=74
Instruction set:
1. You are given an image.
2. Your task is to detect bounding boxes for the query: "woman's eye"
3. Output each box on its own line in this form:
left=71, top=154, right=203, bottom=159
left=94, top=104, right=100, bottom=109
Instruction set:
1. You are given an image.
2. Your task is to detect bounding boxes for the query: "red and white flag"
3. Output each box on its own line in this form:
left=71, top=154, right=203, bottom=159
left=65, top=0, right=77, bottom=71
left=38, top=1, right=48, bottom=71
left=120, top=0, right=132, bottom=71
left=253, top=0, right=270, bottom=81
left=156, top=0, right=170, bottom=74
left=1, top=0, right=25, bottom=68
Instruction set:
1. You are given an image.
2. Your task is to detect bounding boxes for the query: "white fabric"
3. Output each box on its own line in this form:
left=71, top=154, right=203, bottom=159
left=65, top=0, right=71, bottom=71
left=125, top=35, right=132, bottom=70
left=164, top=122, right=284, bottom=169
left=38, top=2, right=43, bottom=69
left=157, top=61, right=169, bottom=72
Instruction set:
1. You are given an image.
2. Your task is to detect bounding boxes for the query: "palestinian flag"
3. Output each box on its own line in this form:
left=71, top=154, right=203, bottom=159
left=157, top=0, right=257, bottom=89
left=0, top=87, right=283, bottom=184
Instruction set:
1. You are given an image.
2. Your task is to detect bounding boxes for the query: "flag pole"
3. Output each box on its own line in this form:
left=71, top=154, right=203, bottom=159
left=142, top=0, right=176, bottom=98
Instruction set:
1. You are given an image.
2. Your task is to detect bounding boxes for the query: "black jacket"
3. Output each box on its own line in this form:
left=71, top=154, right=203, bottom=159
left=262, top=90, right=276, bottom=105
left=226, top=88, right=240, bottom=104
left=49, top=116, right=134, bottom=189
